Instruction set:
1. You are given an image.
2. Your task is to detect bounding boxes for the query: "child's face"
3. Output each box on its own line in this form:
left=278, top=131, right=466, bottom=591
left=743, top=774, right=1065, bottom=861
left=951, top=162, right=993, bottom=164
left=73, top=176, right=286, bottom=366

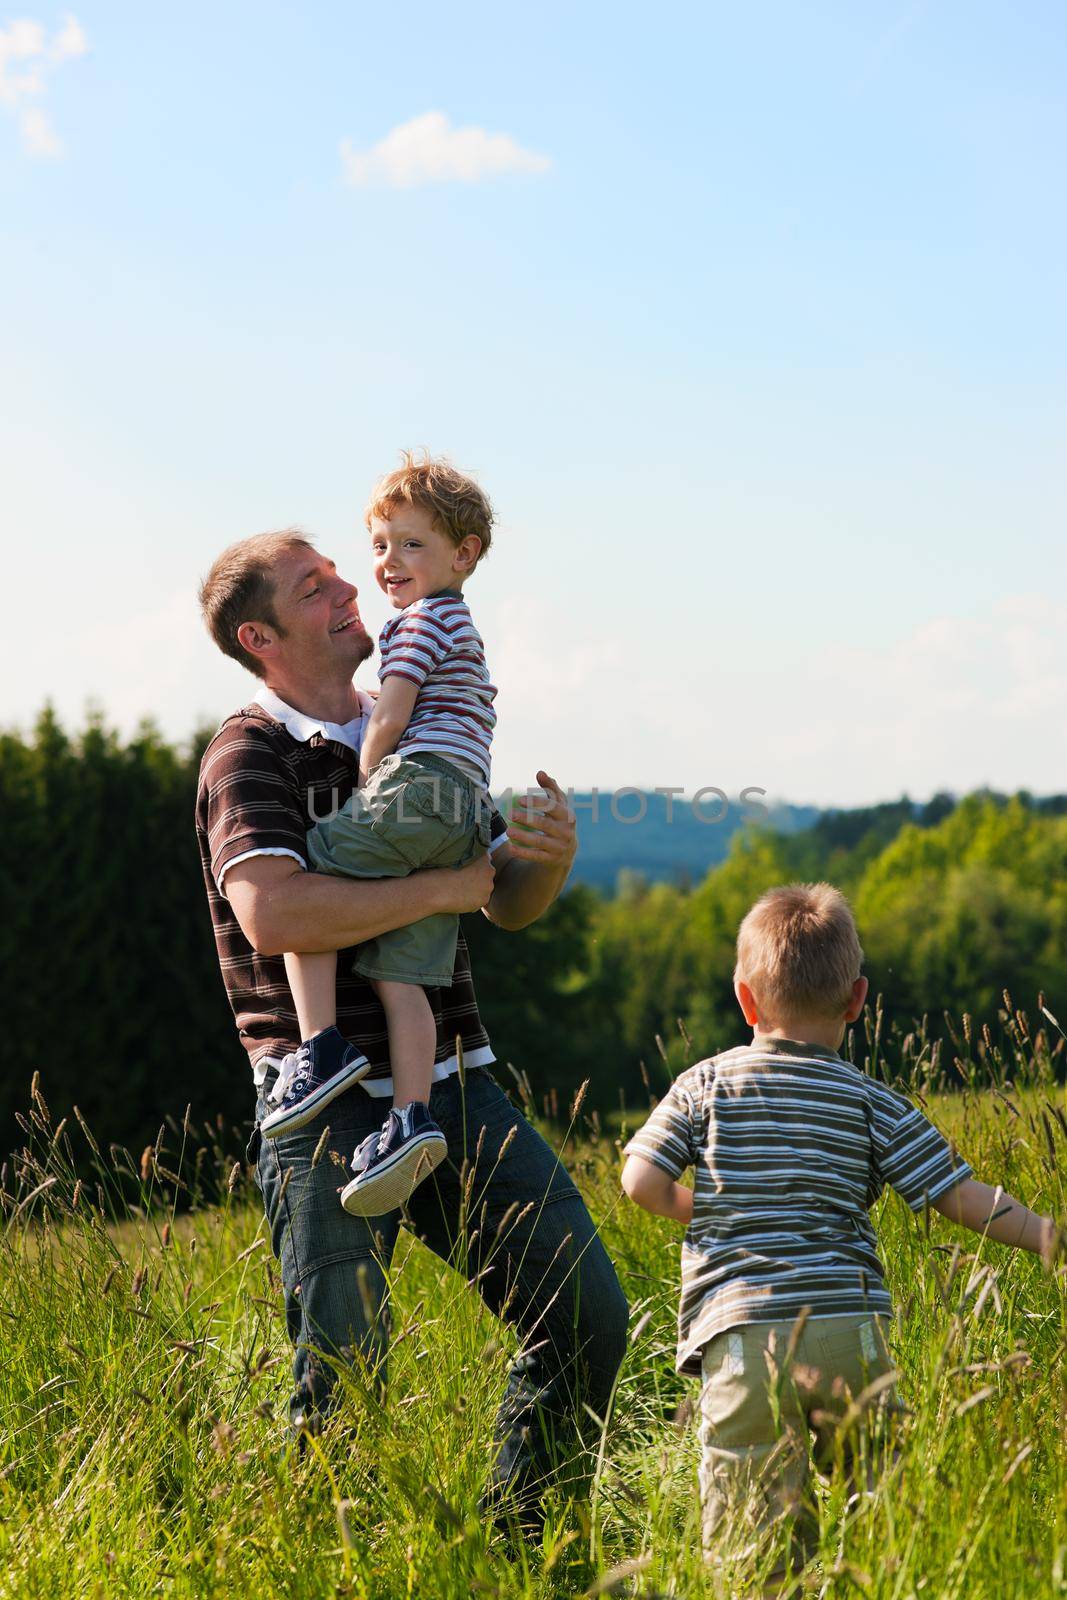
left=369, top=504, right=474, bottom=609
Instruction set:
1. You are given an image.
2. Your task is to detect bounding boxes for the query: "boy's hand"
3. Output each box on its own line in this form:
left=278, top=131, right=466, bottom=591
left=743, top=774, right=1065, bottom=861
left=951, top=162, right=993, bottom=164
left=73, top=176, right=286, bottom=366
left=1040, top=1217, right=1064, bottom=1271
left=505, top=771, right=577, bottom=867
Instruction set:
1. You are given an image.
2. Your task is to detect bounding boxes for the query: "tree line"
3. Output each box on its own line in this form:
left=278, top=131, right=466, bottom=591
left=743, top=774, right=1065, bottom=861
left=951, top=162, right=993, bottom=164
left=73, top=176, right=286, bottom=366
left=2, top=708, right=1064, bottom=1159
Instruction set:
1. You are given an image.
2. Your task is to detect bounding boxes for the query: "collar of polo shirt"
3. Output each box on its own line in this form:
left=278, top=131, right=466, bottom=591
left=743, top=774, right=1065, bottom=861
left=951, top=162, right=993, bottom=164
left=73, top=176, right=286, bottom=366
left=255, top=684, right=376, bottom=755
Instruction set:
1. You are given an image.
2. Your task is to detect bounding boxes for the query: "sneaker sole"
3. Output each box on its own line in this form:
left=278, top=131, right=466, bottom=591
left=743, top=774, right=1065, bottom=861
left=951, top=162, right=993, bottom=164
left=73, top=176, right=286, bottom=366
left=260, top=1055, right=372, bottom=1138
left=339, top=1132, right=447, bottom=1216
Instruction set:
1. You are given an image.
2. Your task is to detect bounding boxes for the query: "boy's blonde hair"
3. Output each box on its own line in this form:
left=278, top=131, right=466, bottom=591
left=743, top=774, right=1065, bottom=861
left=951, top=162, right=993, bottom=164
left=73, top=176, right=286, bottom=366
left=734, top=883, right=864, bottom=1020
left=365, top=451, right=493, bottom=562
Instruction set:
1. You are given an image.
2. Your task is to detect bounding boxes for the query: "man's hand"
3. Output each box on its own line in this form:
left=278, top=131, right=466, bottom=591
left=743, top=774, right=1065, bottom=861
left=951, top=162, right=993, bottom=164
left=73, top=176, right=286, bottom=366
left=504, top=771, right=577, bottom=868
left=440, top=849, right=496, bottom=915
left=484, top=771, right=576, bottom=931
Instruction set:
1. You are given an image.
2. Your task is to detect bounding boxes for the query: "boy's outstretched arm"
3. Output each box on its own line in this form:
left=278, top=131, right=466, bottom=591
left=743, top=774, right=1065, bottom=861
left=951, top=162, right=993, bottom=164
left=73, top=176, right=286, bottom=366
left=931, top=1177, right=1054, bottom=1256
left=621, top=1154, right=694, bottom=1225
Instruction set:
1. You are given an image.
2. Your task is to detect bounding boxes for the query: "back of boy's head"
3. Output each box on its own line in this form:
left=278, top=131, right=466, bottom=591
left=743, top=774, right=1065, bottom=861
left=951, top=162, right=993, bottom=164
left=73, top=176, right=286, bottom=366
left=365, top=450, right=493, bottom=563
left=735, top=883, right=863, bottom=1021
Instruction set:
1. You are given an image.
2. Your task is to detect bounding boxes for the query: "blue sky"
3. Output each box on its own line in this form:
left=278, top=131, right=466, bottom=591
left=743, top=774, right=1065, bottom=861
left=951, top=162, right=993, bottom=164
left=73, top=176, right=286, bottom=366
left=2, top=1, right=1064, bottom=805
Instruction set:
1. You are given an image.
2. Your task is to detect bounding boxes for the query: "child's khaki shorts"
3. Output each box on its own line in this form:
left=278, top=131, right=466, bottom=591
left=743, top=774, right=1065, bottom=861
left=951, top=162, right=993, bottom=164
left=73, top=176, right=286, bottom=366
left=307, top=752, right=491, bottom=987
left=699, top=1314, right=902, bottom=1577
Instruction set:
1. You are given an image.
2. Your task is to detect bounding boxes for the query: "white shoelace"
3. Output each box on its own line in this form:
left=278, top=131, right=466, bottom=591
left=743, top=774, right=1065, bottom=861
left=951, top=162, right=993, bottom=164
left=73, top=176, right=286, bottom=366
left=268, top=1046, right=310, bottom=1106
left=353, top=1111, right=399, bottom=1170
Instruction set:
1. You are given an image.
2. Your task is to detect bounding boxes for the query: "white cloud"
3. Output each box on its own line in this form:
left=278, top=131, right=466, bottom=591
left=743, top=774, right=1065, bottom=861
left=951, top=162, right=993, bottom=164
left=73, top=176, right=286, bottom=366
left=0, top=18, right=46, bottom=71
left=19, top=101, right=61, bottom=154
left=487, top=595, right=628, bottom=788
left=0, top=12, right=87, bottom=157
left=760, top=595, right=1067, bottom=803
left=476, top=590, right=1067, bottom=806
left=340, top=111, right=551, bottom=189
left=52, top=12, right=87, bottom=60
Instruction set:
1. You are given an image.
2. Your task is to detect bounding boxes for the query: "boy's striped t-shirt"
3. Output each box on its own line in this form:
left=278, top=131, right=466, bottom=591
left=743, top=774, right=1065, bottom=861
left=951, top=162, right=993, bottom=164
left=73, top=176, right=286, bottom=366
left=377, top=592, right=496, bottom=785
left=625, top=1038, right=972, bottom=1374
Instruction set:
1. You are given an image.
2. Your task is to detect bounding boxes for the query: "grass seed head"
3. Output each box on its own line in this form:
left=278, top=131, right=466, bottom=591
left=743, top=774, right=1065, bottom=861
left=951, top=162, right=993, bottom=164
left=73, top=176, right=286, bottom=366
left=211, top=1419, right=236, bottom=1458
left=629, top=1310, right=652, bottom=1344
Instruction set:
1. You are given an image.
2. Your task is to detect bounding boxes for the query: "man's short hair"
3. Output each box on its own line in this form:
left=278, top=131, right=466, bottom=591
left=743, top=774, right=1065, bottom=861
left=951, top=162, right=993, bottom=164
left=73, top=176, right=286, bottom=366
left=365, top=451, right=493, bottom=562
left=198, top=529, right=313, bottom=678
left=734, top=883, right=864, bottom=1020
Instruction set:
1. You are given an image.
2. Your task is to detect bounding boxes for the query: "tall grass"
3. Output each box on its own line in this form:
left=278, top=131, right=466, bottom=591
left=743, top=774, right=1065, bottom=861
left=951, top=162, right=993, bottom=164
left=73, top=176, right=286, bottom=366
left=0, top=1017, right=1063, bottom=1599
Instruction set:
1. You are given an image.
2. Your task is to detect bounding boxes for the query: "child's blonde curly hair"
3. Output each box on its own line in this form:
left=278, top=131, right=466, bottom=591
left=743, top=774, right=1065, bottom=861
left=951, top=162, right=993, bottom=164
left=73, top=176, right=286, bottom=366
left=365, top=451, right=494, bottom=563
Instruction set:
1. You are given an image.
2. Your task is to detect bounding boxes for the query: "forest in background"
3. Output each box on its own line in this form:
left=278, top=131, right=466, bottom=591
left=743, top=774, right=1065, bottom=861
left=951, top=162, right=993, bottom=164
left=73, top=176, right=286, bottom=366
left=2, top=708, right=1065, bottom=1159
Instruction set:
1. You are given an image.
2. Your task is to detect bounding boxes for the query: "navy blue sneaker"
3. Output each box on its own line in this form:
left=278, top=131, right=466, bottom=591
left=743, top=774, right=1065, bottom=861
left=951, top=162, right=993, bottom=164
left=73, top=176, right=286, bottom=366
left=339, top=1102, right=447, bottom=1215
left=260, top=1027, right=371, bottom=1138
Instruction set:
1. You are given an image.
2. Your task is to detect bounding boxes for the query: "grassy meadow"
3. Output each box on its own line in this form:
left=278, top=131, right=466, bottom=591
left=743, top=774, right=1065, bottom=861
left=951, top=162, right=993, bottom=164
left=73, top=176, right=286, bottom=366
left=1, top=1019, right=1064, bottom=1600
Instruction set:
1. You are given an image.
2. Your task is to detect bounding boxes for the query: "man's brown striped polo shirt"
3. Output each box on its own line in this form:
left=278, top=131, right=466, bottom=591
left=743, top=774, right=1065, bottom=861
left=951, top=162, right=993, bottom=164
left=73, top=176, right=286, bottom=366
left=195, top=702, right=500, bottom=1093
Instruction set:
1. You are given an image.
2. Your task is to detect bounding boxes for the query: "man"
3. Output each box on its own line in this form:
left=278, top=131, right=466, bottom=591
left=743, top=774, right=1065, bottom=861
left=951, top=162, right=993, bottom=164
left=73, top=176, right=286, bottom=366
left=194, top=527, right=627, bottom=1527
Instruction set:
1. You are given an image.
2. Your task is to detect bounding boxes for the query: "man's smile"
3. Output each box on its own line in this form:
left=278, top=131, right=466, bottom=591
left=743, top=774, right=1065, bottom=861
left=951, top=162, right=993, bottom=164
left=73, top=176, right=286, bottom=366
left=329, top=610, right=362, bottom=635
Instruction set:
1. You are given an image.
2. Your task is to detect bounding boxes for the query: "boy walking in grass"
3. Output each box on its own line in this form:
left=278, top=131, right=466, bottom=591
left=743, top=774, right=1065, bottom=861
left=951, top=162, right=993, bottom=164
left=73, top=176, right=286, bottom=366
left=621, top=883, right=1052, bottom=1589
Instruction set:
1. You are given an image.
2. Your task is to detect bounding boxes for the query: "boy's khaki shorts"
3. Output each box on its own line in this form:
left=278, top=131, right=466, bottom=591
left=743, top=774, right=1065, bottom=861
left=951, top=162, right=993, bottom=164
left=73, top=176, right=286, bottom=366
left=306, top=752, right=491, bottom=987
left=699, top=1314, right=902, bottom=1577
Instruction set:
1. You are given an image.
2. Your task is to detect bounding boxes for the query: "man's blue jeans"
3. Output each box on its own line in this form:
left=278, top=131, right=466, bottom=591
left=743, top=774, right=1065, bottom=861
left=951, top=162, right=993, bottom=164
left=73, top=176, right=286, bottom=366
left=248, top=1066, right=629, bottom=1509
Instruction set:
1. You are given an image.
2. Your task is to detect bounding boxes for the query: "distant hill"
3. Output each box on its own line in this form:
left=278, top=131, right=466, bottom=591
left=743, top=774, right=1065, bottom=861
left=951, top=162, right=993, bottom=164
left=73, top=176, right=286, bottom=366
left=561, top=788, right=1067, bottom=893
left=561, top=792, right=819, bottom=891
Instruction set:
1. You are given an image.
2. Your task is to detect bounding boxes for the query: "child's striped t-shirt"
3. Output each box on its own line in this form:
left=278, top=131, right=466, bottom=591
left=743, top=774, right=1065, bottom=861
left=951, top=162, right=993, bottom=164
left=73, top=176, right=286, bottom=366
left=377, top=591, right=497, bottom=785
left=625, top=1037, right=972, bottom=1374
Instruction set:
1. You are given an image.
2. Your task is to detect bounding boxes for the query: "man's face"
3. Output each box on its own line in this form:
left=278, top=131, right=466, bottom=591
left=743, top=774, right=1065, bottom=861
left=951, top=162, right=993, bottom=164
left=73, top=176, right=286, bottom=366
left=267, top=545, right=372, bottom=675
left=369, top=504, right=468, bottom=609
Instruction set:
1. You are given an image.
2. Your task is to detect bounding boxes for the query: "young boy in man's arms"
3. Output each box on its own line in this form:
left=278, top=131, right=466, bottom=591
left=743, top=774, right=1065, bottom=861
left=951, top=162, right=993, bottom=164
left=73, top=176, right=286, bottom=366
left=262, top=454, right=497, bottom=1218
left=621, top=883, right=1053, bottom=1588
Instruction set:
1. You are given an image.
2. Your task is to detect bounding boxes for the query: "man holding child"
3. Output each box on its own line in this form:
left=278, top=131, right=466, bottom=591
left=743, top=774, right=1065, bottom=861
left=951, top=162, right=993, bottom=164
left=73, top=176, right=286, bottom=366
left=195, top=457, right=628, bottom=1532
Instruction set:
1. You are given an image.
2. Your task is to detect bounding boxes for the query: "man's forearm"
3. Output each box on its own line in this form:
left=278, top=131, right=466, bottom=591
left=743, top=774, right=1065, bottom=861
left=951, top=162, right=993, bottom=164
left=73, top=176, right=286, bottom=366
left=253, top=869, right=455, bottom=955
left=225, top=849, right=496, bottom=958
left=484, top=854, right=570, bottom=932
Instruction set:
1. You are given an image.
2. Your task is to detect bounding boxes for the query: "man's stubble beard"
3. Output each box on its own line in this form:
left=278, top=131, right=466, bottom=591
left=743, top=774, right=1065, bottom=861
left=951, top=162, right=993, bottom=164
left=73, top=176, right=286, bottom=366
left=346, top=629, right=374, bottom=678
